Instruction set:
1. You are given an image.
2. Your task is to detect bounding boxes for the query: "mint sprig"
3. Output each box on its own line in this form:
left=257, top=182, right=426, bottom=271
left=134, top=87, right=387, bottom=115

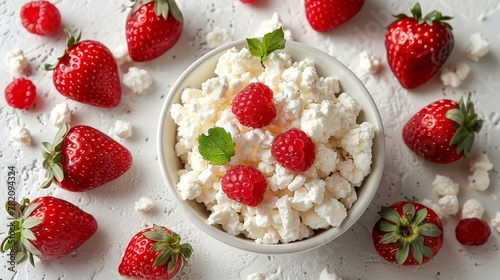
left=198, top=127, right=235, bottom=165
left=246, top=27, right=286, bottom=62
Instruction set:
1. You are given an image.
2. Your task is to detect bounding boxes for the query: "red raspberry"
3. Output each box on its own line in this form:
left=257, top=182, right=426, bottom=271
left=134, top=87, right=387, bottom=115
left=221, top=165, right=268, bottom=207
left=5, top=78, right=37, bottom=109
left=20, top=1, right=61, bottom=35
left=271, top=128, right=316, bottom=172
left=231, top=82, right=276, bottom=128
left=455, top=218, right=491, bottom=246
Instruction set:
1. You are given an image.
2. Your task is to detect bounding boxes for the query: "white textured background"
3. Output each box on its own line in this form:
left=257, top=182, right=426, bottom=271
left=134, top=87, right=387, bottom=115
left=1, top=0, right=499, bottom=279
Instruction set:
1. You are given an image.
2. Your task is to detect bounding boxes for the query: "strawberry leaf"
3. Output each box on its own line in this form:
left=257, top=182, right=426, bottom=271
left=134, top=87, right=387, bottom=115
left=379, top=232, right=400, bottom=244
left=198, top=127, right=235, bottom=165
left=247, top=27, right=286, bottom=62
left=411, top=240, right=423, bottom=264
left=413, top=208, right=427, bottom=225
left=378, top=221, right=397, bottom=232
left=22, top=217, right=42, bottom=230
left=5, top=201, right=22, bottom=219
left=166, top=0, right=183, bottom=23
left=418, top=223, right=443, bottom=237
left=378, top=206, right=402, bottom=224
left=396, top=242, right=410, bottom=266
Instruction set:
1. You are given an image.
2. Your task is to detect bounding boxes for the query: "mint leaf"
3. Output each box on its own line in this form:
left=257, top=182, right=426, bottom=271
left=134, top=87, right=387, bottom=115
left=247, top=27, right=286, bottom=62
left=198, top=127, right=235, bottom=165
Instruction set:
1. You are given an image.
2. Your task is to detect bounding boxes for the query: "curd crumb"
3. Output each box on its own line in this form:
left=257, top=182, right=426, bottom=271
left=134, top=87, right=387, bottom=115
left=319, top=268, right=343, bottom=280
left=432, top=174, right=459, bottom=196
left=113, top=44, right=132, bottom=66
left=5, top=49, right=29, bottom=75
left=461, top=198, right=484, bottom=219
left=134, top=197, right=154, bottom=212
left=206, top=27, right=231, bottom=49
left=359, top=51, right=381, bottom=74
left=255, top=12, right=293, bottom=40
left=11, top=126, right=31, bottom=145
left=440, top=62, right=470, bottom=88
left=491, top=212, right=500, bottom=234
left=123, top=67, right=153, bottom=95
left=465, top=33, right=490, bottom=62
left=468, top=153, right=493, bottom=191
left=49, top=102, right=71, bottom=128
left=247, top=272, right=266, bottom=280
left=113, top=120, right=132, bottom=139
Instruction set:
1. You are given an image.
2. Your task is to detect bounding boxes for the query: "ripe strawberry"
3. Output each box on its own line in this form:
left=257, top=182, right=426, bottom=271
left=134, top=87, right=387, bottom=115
left=118, top=224, right=193, bottom=279
left=1, top=197, right=97, bottom=265
left=126, top=0, right=183, bottom=62
left=232, top=82, right=277, bottom=128
left=455, top=218, right=491, bottom=246
left=385, top=3, right=454, bottom=89
left=46, top=31, right=121, bottom=107
left=221, top=165, right=268, bottom=207
left=305, top=0, right=365, bottom=32
left=41, top=124, right=132, bottom=192
left=20, top=1, right=61, bottom=35
left=240, top=0, right=256, bottom=4
left=271, top=128, right=316, bottom=172
left=402, top=94, right=482, bottom=163
left=4, top=78, right=37, bottom=109
left=372, top=202, right=443, bottom=266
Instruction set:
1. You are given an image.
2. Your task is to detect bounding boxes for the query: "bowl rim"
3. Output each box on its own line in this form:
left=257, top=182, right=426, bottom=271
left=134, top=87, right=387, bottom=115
left=157, top=38, right=386, bottom=255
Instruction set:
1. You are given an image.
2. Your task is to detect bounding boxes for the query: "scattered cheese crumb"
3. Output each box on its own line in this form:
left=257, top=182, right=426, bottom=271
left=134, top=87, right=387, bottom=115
left=255, top=12, right=293, bottom=40
left=432, top=174, right=459, bottom=196
left=420, top=198, right=443, bottom=219
left=247, top=272, right=267, bottom=280
left=206, top=27, right=231, bottom=49
left=491, top=212, right=500, bottom=234
left=113, top=120, right=132, bottom=139
left=49, top=102, right=71, bottom=128
left=319, top=268, right=343, bottom=280
left=123, top=67, right=153, bottom=95
left=468, top=153, right=493, bottom=191
left=461, top=198, right=485, bottom=219
left=440, top=62, right=470, bottom=88
left=11, top=127, right=31, bottom=145
left=465, top=33, right=490, bottom=62
left=438, top=195, right=459, bottom=216
left=359, top=51, right=381, bottom=74
left=113, top=44, right=132, bottom=66
left=134, top=197, right=154, bottom=212
left=5, top=49, right=29, bottom=75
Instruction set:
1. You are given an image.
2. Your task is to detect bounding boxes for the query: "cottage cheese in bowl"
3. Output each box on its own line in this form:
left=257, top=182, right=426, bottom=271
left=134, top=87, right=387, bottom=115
left=158, top=39, right=385, bottom=254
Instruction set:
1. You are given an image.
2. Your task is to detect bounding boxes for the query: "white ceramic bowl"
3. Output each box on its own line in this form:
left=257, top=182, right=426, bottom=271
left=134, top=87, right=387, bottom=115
left=157, top=39, right=385, bottom=255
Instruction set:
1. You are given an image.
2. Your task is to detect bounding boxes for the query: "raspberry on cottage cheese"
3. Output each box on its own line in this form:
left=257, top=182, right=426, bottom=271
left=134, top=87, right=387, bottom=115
left=5, top=49, right=29, bottom=75
left=170, top=46, right=376, bottom=244
left=468, top=153, right=493, bottom=191
left=123, top=67, right=153, bottom=95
